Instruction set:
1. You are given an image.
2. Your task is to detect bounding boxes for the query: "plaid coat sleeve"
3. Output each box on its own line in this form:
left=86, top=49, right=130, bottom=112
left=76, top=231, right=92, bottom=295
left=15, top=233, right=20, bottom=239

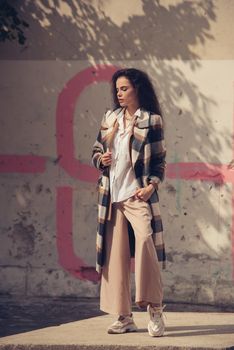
left=91, top=110, right=111, bottom=171
left=91, top=129, right=105, bottom=171
left=147, top=114, right=167, bottom=187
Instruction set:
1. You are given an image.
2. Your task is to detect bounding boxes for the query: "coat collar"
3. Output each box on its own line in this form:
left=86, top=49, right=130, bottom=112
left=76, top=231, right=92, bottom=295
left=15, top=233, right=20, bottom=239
left=102, top=107, right=148, bottom=128
left=100, top=107, right=151, bottom=167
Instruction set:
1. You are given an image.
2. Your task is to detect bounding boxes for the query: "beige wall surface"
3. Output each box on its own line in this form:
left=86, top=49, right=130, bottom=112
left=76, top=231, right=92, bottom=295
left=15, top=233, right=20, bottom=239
left=0, top=0, right=234, bottom=306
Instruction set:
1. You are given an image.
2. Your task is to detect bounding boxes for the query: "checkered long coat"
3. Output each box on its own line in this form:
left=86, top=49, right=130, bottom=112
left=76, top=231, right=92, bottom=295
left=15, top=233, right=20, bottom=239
left=92, top=107, right=167, bottom=274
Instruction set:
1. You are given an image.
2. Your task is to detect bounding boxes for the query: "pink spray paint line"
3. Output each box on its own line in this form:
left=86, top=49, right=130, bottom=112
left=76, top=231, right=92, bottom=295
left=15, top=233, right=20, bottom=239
left=167, top=162, right=234, bottom=184
left=0, top=155, right=46, bottom=173
left=56, top=186, right=100, bottom=282
left=56, top=65, right=120, bottom=281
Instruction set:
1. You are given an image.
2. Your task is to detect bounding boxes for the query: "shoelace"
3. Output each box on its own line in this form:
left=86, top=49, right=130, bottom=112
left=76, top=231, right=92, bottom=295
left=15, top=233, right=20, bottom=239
left=118, top=313, right=133, bottom=322
left=150, top=304, right=167, bottom=322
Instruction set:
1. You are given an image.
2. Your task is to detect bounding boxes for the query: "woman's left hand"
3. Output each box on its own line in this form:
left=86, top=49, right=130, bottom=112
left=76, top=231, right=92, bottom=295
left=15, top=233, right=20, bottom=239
left=134, top=184, right=156, bottom=202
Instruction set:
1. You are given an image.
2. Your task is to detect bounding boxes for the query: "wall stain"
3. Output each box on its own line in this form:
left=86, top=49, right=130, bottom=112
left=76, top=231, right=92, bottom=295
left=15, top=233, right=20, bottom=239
left=8, top=221, right=35, bottom=259
left=166, top=183, right=177, bottom=195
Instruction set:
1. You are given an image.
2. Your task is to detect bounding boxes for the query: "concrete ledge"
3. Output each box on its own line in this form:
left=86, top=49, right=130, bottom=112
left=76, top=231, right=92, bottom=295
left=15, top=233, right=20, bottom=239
left=0, top=312, right=234, bottom=350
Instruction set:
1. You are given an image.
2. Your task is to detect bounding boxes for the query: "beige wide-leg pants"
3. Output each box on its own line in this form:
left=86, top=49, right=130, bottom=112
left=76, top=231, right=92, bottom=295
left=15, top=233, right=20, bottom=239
left=100, top=195, right=163, bottom=315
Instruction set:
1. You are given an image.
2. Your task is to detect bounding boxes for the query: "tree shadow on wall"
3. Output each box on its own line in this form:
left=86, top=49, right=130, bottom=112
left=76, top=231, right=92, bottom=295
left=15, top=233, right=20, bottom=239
left=1, top=0, right=233, bottom=320
left=0, top=0, right=29, bottom=45
left=1, top=0, right=216, bottom=62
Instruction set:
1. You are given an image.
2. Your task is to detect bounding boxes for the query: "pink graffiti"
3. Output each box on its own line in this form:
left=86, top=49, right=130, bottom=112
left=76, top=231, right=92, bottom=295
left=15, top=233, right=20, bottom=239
left=56, top=65, right=118, bottom=280
left=167, top=162, right=233, bottom=184
left=0, top=65, right=233, bottom=281
left=56, top=65, right=117, bottom=182
left=0, top=155, right=46, bottom=173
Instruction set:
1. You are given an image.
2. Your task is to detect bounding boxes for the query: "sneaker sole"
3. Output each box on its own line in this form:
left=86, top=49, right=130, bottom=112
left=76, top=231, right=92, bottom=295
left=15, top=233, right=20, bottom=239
left=147, top=324, right=165, bottom=337
left=108, top=325, right=138, bottom=334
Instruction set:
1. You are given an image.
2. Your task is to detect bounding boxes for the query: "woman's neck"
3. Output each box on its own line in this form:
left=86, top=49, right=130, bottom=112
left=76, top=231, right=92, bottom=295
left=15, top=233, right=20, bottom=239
left=125, top=105, right=139, bottom=117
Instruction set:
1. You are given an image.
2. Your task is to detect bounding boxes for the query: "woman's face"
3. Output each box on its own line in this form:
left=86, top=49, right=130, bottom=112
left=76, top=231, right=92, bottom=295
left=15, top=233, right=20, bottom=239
left=116, top=76, right=138, bottom=108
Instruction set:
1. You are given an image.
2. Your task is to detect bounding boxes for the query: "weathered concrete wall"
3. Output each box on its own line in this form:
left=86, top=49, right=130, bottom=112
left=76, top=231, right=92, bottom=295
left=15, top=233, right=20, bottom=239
left=0, top=0, right=234, bottom=306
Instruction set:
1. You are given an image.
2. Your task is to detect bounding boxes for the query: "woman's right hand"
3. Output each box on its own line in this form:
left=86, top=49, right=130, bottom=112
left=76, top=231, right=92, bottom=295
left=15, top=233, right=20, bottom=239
left=101, top=151, right=112, bottom=166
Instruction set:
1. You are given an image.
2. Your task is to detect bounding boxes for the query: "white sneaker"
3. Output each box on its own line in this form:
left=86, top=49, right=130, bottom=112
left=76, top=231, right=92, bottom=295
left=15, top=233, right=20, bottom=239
left=147, top=304, right=166, bottom=337
left=107, top=313, right=138, bottom=334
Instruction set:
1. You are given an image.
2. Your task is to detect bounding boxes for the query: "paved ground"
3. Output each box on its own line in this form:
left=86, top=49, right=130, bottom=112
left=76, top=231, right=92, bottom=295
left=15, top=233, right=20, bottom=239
left=0, top=296, right=104, bottom=337
left=0, top=296, right=234, bottom=349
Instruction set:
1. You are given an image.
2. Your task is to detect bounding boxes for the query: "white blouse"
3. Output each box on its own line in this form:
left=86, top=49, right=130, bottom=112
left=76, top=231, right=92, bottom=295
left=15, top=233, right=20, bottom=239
left=109, top=108, right=140, bottom=203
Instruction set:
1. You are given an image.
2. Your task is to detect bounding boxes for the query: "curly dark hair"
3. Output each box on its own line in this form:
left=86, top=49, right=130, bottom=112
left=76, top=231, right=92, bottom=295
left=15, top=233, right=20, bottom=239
left=111, top=68, right=162, bottom=116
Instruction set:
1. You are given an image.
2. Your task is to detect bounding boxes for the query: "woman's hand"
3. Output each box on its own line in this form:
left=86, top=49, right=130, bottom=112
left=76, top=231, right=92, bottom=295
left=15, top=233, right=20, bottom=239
left=134, top=183, right=157, bottom=201
left=100, top=151, right=112, bottom=166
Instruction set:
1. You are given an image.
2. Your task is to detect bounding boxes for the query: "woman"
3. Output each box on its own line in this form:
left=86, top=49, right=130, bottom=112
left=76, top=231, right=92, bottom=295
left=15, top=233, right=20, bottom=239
left=91, top=68, right=167, bottom=336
